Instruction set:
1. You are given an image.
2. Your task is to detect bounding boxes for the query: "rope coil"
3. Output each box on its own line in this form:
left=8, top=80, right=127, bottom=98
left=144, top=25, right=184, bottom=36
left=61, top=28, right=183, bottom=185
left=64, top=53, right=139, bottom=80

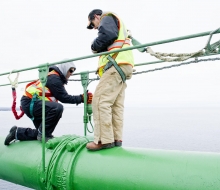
left=129, top=27, right=220, bottom=62
left=146, top=47, right=204, bottom=62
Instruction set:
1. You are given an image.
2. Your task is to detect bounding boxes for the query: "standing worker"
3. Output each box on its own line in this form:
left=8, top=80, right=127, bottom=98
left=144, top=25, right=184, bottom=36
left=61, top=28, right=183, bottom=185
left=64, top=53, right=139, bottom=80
left=4, top=62, right=93, bottom=145
left=86, top=9, right=134, bottom=151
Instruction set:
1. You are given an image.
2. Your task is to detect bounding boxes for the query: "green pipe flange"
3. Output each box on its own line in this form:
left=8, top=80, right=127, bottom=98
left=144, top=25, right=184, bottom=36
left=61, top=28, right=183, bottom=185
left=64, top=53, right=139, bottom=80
left=44, top=135, right=89, bottom=190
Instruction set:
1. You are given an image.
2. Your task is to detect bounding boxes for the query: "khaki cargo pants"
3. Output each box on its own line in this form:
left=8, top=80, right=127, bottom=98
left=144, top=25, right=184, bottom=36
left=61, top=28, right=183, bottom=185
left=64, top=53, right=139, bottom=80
left=92, top=64, right=133, bottom=144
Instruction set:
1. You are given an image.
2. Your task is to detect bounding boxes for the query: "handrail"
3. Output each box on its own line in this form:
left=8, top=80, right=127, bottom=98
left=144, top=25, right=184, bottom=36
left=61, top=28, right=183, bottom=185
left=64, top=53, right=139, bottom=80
left=0, top=29, right=219, bottom=77
left=1, top=53, right=220, bottom=87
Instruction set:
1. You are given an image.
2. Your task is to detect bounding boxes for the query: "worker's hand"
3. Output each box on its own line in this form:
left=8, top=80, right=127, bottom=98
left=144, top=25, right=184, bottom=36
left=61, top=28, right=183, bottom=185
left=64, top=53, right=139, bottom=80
left=82, top=91, right=93, bottom=104
left=87, top=92, right=93, bottom=104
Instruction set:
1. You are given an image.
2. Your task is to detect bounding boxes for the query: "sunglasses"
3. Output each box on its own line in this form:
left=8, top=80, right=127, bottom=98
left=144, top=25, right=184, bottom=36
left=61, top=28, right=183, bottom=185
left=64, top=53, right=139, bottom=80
left=69, top=69, right=75, bottom=74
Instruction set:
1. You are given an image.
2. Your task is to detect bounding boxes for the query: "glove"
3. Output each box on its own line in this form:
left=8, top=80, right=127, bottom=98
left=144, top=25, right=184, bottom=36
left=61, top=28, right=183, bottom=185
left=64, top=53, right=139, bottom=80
left=82, top=91, right=93, bottom=104
left=87, top=92, right=93, bottom=104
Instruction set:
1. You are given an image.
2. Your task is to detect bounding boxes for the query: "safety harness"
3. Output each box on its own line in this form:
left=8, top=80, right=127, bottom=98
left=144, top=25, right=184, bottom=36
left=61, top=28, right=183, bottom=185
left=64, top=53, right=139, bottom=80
left=24, top=70, right=59, bottom=120
left=25, top=80, right=39, bottom=121
left=102, top=17, right=128, bottom=82
left=104, top=55, right=126, bottom=82
left=103, top=35, right=128, bottom=82
left=8, top=72, right=25, bottom=120
left=96, top=12, right=134, bottom=82
left=11, top=87, right=25, bottom=119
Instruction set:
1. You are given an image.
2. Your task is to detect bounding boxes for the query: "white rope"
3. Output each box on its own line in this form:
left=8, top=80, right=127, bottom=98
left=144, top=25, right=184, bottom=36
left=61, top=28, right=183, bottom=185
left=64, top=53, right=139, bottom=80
left=147, top=47, right=204, bottom=62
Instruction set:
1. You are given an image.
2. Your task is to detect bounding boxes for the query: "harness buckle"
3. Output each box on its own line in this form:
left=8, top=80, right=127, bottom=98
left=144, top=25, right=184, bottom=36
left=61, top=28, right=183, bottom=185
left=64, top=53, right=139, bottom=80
left=103, top=61, right=113, bottom=73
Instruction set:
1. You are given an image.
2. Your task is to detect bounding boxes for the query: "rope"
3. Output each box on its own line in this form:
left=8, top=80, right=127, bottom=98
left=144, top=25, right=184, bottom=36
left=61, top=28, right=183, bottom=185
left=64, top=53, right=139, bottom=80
left=133, top=57, right=220, bottom=75
left=69, top=77, right=99, bottom=82
left=129, top=27, right=220, bottom=62
left=11, top=88, right=25, bottom=120
left=147, top=47, right=204, bottom=62
left=87, top=116, right=94, bottom=133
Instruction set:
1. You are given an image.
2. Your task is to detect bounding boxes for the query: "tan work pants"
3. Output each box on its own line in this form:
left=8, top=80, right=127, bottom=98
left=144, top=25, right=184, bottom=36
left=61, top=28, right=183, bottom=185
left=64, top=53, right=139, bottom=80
left=92, top=64, right=133, bottom=144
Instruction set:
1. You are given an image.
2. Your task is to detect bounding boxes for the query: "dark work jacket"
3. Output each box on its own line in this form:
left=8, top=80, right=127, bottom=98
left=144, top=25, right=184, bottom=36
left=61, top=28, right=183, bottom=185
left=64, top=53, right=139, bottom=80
left=21, top=66, right=83, bottom=104
left=91, top=15, right=119, bottom=53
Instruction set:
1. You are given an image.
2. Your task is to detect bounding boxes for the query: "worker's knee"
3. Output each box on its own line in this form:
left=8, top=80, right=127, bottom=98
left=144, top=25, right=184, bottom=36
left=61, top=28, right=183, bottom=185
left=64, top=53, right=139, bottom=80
left=48, top=102, right=64, bottom=115
left=56, top=103, right=64, bottom=113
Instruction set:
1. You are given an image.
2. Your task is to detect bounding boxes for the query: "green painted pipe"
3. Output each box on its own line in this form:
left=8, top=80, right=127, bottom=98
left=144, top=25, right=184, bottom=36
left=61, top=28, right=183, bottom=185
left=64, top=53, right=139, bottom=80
left=0, top=136, right=220, bottom=190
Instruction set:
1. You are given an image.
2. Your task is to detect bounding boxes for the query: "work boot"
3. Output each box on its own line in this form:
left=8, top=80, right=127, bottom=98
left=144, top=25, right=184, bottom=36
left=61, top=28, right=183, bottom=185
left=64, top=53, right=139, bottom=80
left=37, top=133, right=54, bottom=142
left=115, top=140, right=122, bottom=147
left=86, top=141, right=115, bottom=151
left=4, top=126, right=17, bottom=145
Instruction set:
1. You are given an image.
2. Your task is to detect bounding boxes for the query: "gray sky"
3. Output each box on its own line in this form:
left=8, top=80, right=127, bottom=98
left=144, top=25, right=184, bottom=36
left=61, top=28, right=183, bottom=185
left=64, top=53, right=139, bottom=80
left=0, top=0, right=220, bottom=107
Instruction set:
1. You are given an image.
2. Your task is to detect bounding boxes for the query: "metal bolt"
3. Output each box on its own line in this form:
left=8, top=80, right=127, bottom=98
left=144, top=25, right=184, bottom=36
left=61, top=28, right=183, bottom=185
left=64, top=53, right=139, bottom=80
left=40, top=177, right=45, bottom=183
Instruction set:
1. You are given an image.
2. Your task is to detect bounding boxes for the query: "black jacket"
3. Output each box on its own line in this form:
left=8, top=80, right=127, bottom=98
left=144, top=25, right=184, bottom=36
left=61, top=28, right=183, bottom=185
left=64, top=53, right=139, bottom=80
left=22, top=66, right=83, bottom=104
left=91, top=15, right=119, bottom=53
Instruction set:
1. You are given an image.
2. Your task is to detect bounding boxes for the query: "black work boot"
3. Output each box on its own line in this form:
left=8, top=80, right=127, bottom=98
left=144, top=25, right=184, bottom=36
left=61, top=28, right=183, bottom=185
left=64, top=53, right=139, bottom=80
left=115, top=140, right=122, bottom=147
left=4, top=126, right=17, bottom=145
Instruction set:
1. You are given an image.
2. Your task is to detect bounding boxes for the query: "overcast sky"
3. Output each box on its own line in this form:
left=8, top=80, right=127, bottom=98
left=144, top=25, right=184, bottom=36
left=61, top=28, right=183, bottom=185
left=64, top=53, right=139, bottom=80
left=0, top=0, right=220, bottom=107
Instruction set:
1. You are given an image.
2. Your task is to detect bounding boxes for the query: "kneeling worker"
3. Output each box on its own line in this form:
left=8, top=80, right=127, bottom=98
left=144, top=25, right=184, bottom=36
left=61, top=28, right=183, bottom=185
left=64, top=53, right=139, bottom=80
left=5, top=61, right=93, bottom=145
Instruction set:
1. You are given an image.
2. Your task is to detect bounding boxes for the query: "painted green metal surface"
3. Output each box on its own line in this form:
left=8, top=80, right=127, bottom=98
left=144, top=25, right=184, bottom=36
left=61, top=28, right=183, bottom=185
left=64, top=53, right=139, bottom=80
left=0, top=136, right=220, bottom=190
